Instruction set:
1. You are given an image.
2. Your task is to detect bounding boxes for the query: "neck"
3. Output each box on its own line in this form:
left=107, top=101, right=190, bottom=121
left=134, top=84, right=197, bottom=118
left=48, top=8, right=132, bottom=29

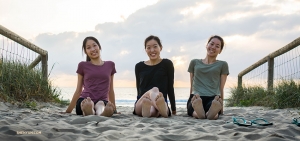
left=204, top=56, right=216, bottom=64
left=149, top=58, right=162, bottom=65
left=90, top=58, right=103, bottom=65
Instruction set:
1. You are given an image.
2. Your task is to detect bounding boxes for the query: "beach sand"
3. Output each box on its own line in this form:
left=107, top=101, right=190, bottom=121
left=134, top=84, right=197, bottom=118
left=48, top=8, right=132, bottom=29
left=0, top=102, right=299, bottom=141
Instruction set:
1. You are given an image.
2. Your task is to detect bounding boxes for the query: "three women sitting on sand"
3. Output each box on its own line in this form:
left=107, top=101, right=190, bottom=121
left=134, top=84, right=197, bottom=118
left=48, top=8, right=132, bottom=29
left=65, top=35, right=229, bottom=120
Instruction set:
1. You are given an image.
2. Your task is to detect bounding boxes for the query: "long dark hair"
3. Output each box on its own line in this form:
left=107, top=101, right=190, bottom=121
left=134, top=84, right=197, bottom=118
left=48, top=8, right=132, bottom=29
left=144, top=35, right=162, bottom=48
left=82, top=36, right=101, bottom=61
left=207, top=35, right=224, bottom=50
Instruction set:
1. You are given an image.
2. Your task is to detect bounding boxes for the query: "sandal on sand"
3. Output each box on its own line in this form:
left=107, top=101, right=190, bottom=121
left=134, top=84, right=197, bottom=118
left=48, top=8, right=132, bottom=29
left=232, top=117, right=252, bottom=126
left=292, top=118, right=300, bottom=126
left=251, top=118, right=273, bottom=126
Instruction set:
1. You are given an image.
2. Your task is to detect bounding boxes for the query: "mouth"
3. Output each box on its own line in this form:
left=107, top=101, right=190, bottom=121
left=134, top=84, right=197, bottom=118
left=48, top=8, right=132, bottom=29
left=91, top=51, right=98, bottom=56
left=149, top=53, right=157, bottom=57
left=208, top=49, right=215, bottom=54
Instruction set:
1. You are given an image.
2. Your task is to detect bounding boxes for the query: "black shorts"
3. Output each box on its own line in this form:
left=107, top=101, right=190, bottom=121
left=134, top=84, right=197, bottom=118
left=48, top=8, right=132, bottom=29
left=187, top=94, right=220, bottom=117
left=76, top=98, right=108, bottom=115
left=133, top=96, right=171, bottom=117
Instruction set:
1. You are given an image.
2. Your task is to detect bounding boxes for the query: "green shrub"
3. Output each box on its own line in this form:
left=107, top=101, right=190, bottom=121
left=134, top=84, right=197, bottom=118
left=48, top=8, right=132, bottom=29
left=226, top=80, right=300, bottom=109
left=0, top=60, right=69, bottom=107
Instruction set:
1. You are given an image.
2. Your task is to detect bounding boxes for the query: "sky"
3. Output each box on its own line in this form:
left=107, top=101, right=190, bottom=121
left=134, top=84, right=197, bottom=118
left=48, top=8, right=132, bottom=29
left=1, top=0, right=300, bottom=89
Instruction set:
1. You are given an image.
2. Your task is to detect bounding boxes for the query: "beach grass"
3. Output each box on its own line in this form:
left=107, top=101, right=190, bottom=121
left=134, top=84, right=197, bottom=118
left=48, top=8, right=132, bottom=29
left=226, top=79, right=300, bottom=109
left=0, top=60, right=69, bottom=109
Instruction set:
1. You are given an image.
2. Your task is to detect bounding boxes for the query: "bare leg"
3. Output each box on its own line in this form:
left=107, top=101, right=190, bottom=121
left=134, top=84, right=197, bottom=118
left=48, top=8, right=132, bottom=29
left=191, top=95, right=205, bottom=119
left=135, top=91, right=151, bottom=116
left=155, top=92, right=169, bottom=118
left=142, top=96, right=152, bottom=117
left=149, top=106, right=159, bottom=117
left=135, top=88, right=160, bottom=117
left=81, top=97, right=95, bottom=116
left=148, top=87, right=168, bottom=117
left=135, top=87, right=168, bottom=118
left=100, top=101, right=115, bottom=117
left=206, top=96, right=222, bottom=120
left=95, top=101, right=105, bottom=116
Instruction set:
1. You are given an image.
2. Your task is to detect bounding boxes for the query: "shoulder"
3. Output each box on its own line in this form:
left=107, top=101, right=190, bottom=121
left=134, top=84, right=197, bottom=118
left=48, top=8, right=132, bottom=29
left=78, top=61, right=88, bottom=66
left=135, top=61, right=144, bottom=67
left=190, top=59, right=200, bottom=63
left=105, top=61, right=115, bottom=65
left=162, top=58, right=173, bottom=65
left=189, top=59, right=201, bottom=65
left=217, top=60, right=228, bottom=65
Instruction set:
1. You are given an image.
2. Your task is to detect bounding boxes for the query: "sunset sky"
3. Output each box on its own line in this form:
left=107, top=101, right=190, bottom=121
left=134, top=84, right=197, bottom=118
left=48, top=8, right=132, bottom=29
left=1, top=0, right=300, bottom=88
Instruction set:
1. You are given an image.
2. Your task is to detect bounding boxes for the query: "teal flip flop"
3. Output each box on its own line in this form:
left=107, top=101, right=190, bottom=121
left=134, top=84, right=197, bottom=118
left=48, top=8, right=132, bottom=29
left=232, top=117, right=252, bottom=126
left=292, top=118, right=300, bottom=126
left=251, top=118, right=273, bottom=126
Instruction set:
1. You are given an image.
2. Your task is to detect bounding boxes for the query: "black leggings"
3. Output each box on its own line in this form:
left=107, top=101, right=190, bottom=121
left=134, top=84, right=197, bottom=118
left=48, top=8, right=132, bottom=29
left=187, top=94, right=219, bottom=116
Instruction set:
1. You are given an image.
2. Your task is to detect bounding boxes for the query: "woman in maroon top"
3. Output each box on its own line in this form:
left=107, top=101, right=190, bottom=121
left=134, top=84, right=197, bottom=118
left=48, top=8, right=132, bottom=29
left=65, top=36, right=117, bottom=117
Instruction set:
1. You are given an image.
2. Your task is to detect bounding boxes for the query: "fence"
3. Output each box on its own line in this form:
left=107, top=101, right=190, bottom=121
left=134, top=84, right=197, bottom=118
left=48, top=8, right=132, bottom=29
left=238, top=37, right=300, bottom=90
left=0, top=24, right=48, bottom=78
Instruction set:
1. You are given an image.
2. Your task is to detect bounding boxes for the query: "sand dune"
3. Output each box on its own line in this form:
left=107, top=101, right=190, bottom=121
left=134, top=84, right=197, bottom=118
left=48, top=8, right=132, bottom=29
left=0, top=102, right=299, bottom=141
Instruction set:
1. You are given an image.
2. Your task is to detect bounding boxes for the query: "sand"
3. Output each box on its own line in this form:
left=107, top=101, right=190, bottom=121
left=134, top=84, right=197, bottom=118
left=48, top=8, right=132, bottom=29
left=0, top=102, right=299, bottom=141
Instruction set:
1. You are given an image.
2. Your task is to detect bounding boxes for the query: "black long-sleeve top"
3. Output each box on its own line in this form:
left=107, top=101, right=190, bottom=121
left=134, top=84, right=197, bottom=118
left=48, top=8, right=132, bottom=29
left=135, top=59, right=176, bottom=111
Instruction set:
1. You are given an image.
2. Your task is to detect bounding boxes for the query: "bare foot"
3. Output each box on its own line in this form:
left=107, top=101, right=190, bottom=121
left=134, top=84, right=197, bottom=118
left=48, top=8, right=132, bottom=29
left=81, top=97, right=95, bottom=116
left=142, top=96, right=152, bottom=117
left=100, top=102, right=114, bottom=117
left=192, top=95, right=205, bottom=119
left=206, top=96, right=222, bottom=120
left=155, top=93, right=168, bottom=118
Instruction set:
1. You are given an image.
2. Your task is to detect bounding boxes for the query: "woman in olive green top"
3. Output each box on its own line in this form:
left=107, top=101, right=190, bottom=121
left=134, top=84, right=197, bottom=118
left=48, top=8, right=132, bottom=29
left=187, top=35, right=229, bottom=120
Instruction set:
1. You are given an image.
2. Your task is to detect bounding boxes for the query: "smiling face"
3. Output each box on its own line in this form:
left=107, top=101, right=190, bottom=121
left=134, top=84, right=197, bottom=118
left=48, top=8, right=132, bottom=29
left=206, top=38, right=222, bottom=57
left=84, top=39, right=101, bottom=60
left=145, top=39, right=162, bottom=60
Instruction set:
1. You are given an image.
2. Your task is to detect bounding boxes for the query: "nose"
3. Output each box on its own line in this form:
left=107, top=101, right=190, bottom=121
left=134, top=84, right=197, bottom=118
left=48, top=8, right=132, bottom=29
left=150, top=47, right=155, bottom=52
left=211, top=45, right=216, bottom=49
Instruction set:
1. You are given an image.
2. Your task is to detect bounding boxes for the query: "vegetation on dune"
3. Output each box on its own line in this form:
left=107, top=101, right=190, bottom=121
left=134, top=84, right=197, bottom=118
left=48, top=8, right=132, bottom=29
left=226, top=80, right=300, bottom=109
left=0, top=60, right=69, bottom=109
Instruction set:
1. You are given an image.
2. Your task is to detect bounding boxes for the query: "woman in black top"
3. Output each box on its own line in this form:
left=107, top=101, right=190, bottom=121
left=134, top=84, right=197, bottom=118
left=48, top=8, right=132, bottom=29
left=133, top=35, right=176, bottom=117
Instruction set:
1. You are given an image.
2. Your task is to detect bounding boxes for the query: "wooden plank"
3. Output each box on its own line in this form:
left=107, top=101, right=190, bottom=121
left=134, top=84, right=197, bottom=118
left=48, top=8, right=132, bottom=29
left=0, top=24, right=48, bottom=56
left=238, top=37, right=300, bottom=77
left=28, top=55, right=42, bottom=69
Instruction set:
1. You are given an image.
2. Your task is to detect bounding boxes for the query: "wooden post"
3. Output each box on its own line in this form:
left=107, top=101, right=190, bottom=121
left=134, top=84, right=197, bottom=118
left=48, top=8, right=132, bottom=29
left=238, top=76, right=242, bottom=89
left=268, top=57, right=274, bottom=90
left=41, top=53, right=48, bottom=79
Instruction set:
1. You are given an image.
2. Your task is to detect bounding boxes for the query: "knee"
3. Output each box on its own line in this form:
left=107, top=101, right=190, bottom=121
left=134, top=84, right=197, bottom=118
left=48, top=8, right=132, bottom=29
left=152, top=87, right=159, bottom=92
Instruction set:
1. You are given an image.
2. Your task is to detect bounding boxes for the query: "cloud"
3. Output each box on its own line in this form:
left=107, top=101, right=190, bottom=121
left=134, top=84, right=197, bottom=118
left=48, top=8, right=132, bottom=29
left=22, top=0, right=300, bottom=88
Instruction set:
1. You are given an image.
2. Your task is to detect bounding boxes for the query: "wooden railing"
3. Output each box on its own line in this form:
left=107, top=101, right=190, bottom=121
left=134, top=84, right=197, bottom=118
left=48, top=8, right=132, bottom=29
left=0, top=24, right=48, bottom=78
left=238, top=37, right=300, bottom=90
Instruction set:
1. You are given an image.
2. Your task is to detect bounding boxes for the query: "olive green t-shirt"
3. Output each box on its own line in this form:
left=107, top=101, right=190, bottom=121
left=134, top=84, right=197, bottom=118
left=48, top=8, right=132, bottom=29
left=188, top=59, right=229, bottom=96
